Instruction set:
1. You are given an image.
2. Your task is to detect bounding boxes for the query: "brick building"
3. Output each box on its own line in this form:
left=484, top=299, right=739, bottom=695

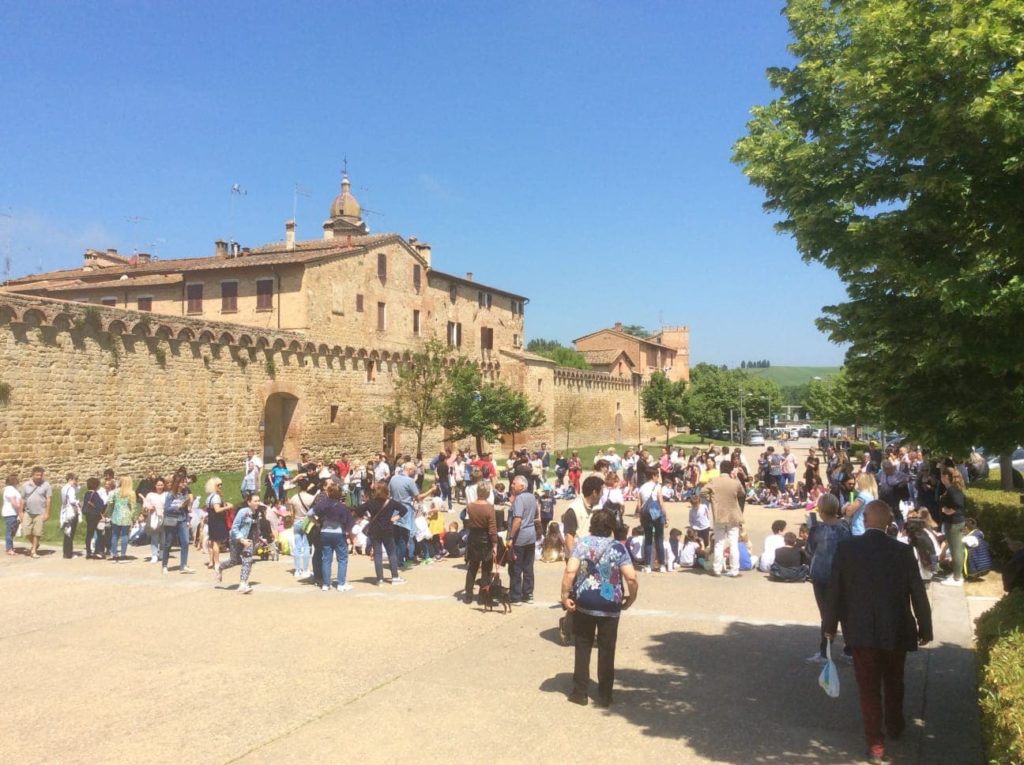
left=3, top=174, right=527, bottom=362
left=574, top=322, right=690, bottom=382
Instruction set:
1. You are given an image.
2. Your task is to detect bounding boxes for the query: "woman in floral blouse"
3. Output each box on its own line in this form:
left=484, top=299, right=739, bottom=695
left=107, top=476, right=136, bottom=563
left=560, top=509, right=639, bottom=708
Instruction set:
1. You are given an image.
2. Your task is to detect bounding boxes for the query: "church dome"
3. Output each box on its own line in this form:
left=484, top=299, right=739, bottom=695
left=330, top=175, right=361, bottom=220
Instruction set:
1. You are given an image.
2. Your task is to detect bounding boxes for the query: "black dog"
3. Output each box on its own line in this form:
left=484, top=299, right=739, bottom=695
left=477, top=572, right=511, bottom=614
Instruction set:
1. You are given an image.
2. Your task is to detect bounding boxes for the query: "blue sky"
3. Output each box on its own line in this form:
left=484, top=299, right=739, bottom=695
left=0, top=0, right=847, bottom=366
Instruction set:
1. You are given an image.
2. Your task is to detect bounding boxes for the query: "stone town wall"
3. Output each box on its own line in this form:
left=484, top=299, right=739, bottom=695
left=549, top=368, right=663, bottom=452
left=0, top=293, right=665, bottom=479
left=0, top=294, right=458, bottom=477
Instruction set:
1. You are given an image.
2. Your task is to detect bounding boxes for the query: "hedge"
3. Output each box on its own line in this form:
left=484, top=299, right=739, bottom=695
left=975, top=590, right=1024, bottom=764
left=966, top=482, right=1024, bottom=563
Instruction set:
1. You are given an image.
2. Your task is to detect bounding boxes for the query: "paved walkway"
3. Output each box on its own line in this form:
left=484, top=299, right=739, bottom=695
left=0, top=498, right=983, bottom=764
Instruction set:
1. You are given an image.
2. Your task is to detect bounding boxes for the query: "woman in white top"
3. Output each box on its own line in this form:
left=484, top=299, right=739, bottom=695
left=3, top=473, right=23, bottom=555
left=143, top=478, right=167, bottom=564
left=60, top=473, right=81, bottom=559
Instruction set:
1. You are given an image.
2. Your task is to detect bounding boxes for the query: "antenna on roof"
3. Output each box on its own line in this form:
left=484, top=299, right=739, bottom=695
left=125, top=215, right=149, bottom=254
left=229, top=183, right=247, bottom=249
left=293, top=183, right=311, bottom=222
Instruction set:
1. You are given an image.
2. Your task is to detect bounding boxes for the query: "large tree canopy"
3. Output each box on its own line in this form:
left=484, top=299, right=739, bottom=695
left=734, top=0, right=1024, bottom=472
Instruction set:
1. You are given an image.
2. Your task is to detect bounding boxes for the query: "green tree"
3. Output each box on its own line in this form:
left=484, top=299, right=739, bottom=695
left=735, top=0, right=1024, bottom=488
left=620, top=324, right=651, bottom=339
left=439, top=360, right=545, bottom=454
left=641, top=371, right=687, bottom=445
left=496, top=388, right=547, bottom=449
left=379, top=339, right=449, bottom=455
left=525, top=338, right=590, bottom=369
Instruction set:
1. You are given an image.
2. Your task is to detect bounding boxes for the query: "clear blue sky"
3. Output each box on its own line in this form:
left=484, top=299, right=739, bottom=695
left=0, top=0, right=847, bottom=367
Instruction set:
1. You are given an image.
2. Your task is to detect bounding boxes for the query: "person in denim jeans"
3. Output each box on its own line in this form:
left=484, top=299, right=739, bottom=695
left=108, top=476, right=135, bottom=562
left=507, top=476, right=539, bottom=603
left=356, top=481, right=406, bottom=585
left=287, top=478, right=317, bottom=579
left=636, top=474, right=667, bottom=573
left=3, top=473, right=23, bottom=555
left=217, top=493, right=258, bottom=594
left=313, top=482, right=354, bottom=591
left=161, top=475, right=194, bottom=574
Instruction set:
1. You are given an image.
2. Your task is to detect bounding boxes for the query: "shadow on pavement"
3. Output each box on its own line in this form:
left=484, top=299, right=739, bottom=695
left=541, top=622, right=878, bottom=764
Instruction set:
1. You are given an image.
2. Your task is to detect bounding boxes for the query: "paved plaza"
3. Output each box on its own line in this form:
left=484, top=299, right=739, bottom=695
left=1, top=463, right=982, bottom=764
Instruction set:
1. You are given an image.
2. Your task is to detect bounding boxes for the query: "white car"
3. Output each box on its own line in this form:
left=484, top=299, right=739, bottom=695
left=746, top=430, right=765, bottom=446
left=987, top=447, right=1024, bottom=474
left=788, top=428, right=801, bottom=440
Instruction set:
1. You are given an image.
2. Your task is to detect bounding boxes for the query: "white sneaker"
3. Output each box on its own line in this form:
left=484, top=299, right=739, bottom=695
left=805, top=653, right=827, bottom=665
left=238, top=584, right=253, bottom=594
left=180, top=567, right=194, bottom=574
left=643, top=566, right=652, bottom=573
left=940, top=577, right=964, bottom=587
left=322, top=585, right=331, bottom=592
left=723, top=570, right=741, bottom=578
left=391, top=577, right=406, bottom=585
left=337, top=583, right=353, bottom=592
left=293, top=570, right=302, bottom=579
left=162, top=567, right=168, bottom=574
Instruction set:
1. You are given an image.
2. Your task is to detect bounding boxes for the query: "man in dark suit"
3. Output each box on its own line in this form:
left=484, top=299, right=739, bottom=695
left=823, top=500, right=933, bottom=764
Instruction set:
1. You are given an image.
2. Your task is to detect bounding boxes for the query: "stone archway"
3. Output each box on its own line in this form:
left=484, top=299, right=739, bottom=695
left=263, top=392, right=300, bottom=464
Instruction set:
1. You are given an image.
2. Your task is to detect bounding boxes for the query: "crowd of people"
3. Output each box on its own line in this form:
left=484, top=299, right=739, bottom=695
left=0, top=431, right=995, bottom=733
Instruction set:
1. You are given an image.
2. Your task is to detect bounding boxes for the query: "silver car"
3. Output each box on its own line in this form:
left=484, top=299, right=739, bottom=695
left=746, top=430, right=765, bottom=446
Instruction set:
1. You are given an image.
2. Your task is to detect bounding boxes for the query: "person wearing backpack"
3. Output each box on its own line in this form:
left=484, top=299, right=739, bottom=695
left=635, top=471, right=668, bottom=573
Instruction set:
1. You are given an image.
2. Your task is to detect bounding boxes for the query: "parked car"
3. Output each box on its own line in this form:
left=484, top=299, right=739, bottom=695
left=746, top=430, right=765, bottom=446
left=788, top=428, right=801, bottom=440
left=986, top=447, right=1024, bottom=474
left=798, top=426, right=814, bottom=438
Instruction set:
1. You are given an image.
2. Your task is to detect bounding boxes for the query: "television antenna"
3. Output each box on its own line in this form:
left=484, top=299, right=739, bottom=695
left=125, top=215, right=149, bottom=254
left=230, top=183, right=247, bottom=249
left=292, top=183, right=311, bottom=222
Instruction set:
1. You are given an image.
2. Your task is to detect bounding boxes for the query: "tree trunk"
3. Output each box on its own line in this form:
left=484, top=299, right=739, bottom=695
left=1001, top=454, right=1014, bottom=491
left=475, top=435, right=484, bottom=455
left=665, top=425, right=671, bottom=447
left=416, top=426, right=424, bottom=458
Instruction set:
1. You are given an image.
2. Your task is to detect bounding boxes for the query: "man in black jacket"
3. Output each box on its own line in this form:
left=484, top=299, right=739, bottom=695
left=823, top=500, right=933, bottom=764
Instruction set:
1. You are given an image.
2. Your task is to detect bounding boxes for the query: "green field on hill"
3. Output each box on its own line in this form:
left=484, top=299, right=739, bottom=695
left=744, top=366, right=840, bottom=387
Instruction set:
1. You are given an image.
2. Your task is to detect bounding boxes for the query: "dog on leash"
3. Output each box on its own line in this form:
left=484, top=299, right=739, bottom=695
left=477, top=572, right=512, bottom=614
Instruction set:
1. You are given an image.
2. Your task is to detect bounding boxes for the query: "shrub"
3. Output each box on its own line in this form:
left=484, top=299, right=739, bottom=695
left=966, top=484, right=1024, bottom=563
left=975, top=590, right=1024, bottom=764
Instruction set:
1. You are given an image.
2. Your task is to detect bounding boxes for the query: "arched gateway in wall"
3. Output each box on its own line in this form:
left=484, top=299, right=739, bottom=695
left=263, top=392, right=300, bottom=464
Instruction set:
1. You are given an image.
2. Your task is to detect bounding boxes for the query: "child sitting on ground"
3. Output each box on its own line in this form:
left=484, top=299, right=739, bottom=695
left=738, top=531, right=757, bottom=571
left=427, top=498, right=446, bottom=560
left=540, top=521, right=566, bottom=563
left=628, top=525, right=645, bottom=566
left=350, top=516, right=368, bottom=555
left=677, top=528, right=703, bottom=569
left=493, top=482, right=508, bottom=506
left=443, top=521, right=465, bottom=559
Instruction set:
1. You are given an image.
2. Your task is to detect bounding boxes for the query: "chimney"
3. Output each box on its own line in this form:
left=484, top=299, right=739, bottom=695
left=285, top=220, right=296, bottom=250
left=231, top=242, right=241, bottom=257
left=106, top=248, right=118, bottom=258
left=215, top=240, right=228, bottom=258
left=241, top=247, right=251, bottom=257
left=416, top=241, right=432, bottom=267
left=466, top=272, right=473, bottom=282
left=614, top=322, right=623, bottom=332
left=136, top=252, right=152, bottom=264
left=409, top=236, right=418, bottom=245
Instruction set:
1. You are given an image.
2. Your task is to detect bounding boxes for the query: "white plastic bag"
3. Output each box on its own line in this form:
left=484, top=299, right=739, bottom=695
left=818, top=642, right=841, bottom=698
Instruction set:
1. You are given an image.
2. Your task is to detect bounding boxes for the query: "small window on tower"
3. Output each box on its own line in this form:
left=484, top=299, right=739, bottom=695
left=377, top=253, right=387, bottom=280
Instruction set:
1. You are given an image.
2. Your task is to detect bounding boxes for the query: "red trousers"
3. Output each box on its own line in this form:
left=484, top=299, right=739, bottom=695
left=852, top=647, right=907, bottom=752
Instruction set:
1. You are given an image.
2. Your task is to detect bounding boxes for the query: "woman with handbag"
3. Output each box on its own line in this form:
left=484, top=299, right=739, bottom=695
left=287, top=476, right=317, bottom=579
left=142, top=477, right=167, bottom=564
left=560, top=508, right=639, bottom=707
left=356, top=481, right=407, bottom=585
left=162, top=474, right=194, bottom=574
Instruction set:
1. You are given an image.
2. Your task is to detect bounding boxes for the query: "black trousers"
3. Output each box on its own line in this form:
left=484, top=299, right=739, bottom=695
left=84, top=514, right=102, bottom=556
left=464, top=531, right=493, bottom=602
left=573, top=611, right=620, bottom=702
left=63, top=517, right=78, bottom=558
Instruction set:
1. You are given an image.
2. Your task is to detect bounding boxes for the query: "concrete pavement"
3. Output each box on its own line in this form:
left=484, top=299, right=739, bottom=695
left=0, top=496, right=982, bottom=764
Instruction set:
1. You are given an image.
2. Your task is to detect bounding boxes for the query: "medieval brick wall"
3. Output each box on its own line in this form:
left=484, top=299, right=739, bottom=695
left=0, top=293, right=664, bottom=479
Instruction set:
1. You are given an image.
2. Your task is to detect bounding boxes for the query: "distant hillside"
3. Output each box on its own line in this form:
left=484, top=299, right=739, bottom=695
left=744, top=366, right=840, bottom=387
